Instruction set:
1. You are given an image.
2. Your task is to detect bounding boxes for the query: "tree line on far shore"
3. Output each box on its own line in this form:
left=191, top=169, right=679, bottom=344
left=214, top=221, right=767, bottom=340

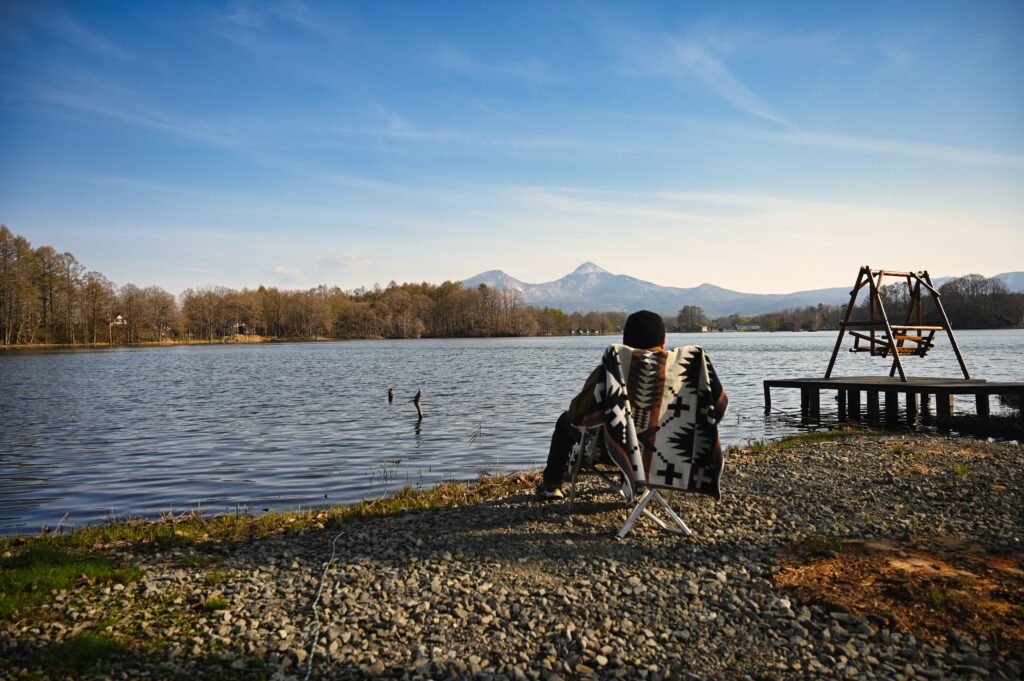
left=1, top=226, right=1021, bottom=347
left=0, top=226, right=630, bottom=345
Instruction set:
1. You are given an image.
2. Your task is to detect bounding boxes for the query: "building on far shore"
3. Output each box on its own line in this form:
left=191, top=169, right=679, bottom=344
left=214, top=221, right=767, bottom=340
left=717, top=323, right=761, bottom=332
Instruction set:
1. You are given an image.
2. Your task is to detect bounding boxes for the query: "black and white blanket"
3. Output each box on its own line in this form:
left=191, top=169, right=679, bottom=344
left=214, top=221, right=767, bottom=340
left=577, top=344, right=729, bottom=500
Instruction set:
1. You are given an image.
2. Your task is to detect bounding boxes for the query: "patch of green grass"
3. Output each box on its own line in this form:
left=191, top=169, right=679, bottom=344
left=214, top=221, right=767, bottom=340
left=950, top=464, right=969, bottom=477
left=180, top=553, right=204, bottom=568
left=928, top=584, right=955, bottom=609
left=35, top=633, right=128, bottom=675
left=0, top=546, right=139, bottom=621
left=145, top=639, right=172, bottom=654
left=801, top=534, right=844, bottom=557
left=204, top=597, right=229, bottom=611
left=888, top=443, right=910, bottom=457
left=92, top=613, right=124, bottom=631
left=203, top=569, right=231, bottom=586
left=0, top=471, right=542, bottom=553
left=180, top=552, right=221, bottom=569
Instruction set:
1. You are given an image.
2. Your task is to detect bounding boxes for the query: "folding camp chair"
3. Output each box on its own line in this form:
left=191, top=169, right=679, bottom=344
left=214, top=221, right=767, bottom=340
left=563, top=344, right=727, bottom=539
left=566, top=429, right=693, bottom=539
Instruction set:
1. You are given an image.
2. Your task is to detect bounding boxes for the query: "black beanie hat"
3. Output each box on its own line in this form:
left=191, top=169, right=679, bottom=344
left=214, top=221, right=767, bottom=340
left=622, top=310, right=665, bottom=349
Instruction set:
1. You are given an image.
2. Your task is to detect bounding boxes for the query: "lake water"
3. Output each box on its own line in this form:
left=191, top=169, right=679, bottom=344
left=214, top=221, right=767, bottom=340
left=1, top=330, right=1020, bottom=534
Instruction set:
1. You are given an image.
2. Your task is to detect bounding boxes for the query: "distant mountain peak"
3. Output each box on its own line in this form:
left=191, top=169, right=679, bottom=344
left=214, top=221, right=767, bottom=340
left=573, top=262, right=608, bottom=275
left=462, top=265, right=1024, bottom=316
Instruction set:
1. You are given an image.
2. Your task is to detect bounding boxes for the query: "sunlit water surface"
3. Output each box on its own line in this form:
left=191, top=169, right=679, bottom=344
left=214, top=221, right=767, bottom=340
left=1, top=330, right=1020, bottom=534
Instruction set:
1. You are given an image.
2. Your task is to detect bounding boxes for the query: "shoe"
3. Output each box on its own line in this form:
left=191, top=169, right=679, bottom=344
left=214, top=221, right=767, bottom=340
left=535, top=482, right=564, bottom=500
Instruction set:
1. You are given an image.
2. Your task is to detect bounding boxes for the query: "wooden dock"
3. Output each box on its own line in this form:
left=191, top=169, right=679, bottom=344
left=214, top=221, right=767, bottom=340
left=763, top=376, right=1024, bottom=424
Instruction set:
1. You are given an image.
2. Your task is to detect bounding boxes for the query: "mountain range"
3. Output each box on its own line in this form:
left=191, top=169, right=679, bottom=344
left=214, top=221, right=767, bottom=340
left=463, top=263, right=1024, bottom=317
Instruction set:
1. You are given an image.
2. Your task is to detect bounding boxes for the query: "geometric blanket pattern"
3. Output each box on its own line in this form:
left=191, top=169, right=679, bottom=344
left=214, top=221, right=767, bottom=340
left=575, top=344, right=729, bottom=500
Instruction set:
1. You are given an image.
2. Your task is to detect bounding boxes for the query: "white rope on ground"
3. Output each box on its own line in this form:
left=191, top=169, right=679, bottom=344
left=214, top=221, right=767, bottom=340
left=302, top=528, right=346, bottom=681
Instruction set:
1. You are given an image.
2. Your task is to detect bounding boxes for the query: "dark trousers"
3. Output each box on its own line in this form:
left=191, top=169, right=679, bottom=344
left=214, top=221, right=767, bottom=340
left=543, top=411, right=581, bottom=485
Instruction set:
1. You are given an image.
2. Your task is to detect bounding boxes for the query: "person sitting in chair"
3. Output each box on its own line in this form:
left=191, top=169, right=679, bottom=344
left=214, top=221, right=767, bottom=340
left=536, top=310, right=667, bottom=500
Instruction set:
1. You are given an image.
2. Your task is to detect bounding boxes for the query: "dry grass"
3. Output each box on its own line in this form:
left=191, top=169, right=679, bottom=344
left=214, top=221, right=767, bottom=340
left=774, top=536, right=1024, bottom=657
left=0, top=471, right=541, bottom=554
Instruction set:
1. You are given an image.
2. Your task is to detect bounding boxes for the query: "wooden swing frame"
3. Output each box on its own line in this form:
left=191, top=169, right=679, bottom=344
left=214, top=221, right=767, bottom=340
left=825, top=267, right=970, bottom=383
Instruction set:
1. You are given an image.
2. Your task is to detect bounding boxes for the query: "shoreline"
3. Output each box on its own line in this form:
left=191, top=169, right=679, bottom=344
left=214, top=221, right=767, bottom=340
left=0, top=332, right=631, bottom=352
left=2, top=327, right=1020, bottom=353
left=0, top=336, right=331, bottom=351
left=2, top=432, right=1022, bottom=679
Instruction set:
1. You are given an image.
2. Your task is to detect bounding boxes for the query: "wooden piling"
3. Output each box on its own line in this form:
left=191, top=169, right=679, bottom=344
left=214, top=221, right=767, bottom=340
left=936, top=391, right=952, bottom=423
left=905, top=392, right=918, bottom=424
left=763, top=377, right=1024, bottom=424
left=800, top=387, right=820, bottom=420
left=866, top=390, right=880, bottom=421
left=885, top=390, right=899, bottom=424
left=976, top=395, right=989, bottom=418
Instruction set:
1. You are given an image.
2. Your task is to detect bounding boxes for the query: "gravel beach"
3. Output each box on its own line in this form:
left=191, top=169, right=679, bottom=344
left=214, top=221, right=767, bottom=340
left=2, top=433, right=1022, bottom=680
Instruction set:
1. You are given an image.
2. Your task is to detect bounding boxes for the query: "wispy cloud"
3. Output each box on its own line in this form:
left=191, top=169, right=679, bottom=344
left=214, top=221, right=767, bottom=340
left=877, top=41, right=914, bottom=71
left=508, top=184, right=1002, bottom=243
left=669, top=42, right=789, bottom=126
left=51, top=10, right=131, bottom=59
left=428, top=43, right=555, bottom=84
left=740, top=126, right=1024, bottom=169
left=182, top=266, right=229, bottom=277
left=681, top=21, right=846, bottom=61
left=318, top=113, right=626, bottom=153
left=267, top=254, right=374, bottom=287
left=217, top=0, right=347, bottom=51
left=319, top=254, right=374, bottom=271
left=1, top=3, right=131, bottom=60
left=492, top=183, right=1022, bottom=290
left=585, top=12, right=791, bottom=126
left=430, top=43, right=480, bottom=74
left=27, top=82, right=248, bottom=149
left=264, top=264, right=310, bottom=286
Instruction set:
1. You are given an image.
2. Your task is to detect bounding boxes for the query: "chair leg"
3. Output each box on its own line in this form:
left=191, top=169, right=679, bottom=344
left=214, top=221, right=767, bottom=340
left=652, top=491, right=693, bottom=536
left=617, top=489, right=655, bottom=539
left=616, top=489, right=694, bottom=539
left=641, top=506, right=673, bottom=532
left=566, top=440, right=585, bottom=514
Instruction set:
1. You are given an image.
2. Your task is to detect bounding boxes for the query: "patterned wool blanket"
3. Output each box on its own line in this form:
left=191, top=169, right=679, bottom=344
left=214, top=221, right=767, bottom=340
left=575, top=344, right=729, bottom=500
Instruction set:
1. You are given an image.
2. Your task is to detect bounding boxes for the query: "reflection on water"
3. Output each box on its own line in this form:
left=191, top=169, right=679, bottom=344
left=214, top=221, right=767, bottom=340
left=0, top=330, right=1020, bottom=534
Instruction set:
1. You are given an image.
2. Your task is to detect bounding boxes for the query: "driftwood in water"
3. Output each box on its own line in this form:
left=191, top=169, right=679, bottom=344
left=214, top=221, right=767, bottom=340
left=412, top=389, right=423, bottom=419
left=387, top=387, right=393, bottom=403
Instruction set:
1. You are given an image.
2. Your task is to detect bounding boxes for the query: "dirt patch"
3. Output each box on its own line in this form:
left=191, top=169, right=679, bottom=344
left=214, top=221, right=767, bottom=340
left=773, top=536, right=1024, bottom=658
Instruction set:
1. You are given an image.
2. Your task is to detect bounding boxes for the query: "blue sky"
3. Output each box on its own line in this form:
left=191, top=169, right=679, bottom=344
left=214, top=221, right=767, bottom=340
left=1, top=1, right=1021, bottom=294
